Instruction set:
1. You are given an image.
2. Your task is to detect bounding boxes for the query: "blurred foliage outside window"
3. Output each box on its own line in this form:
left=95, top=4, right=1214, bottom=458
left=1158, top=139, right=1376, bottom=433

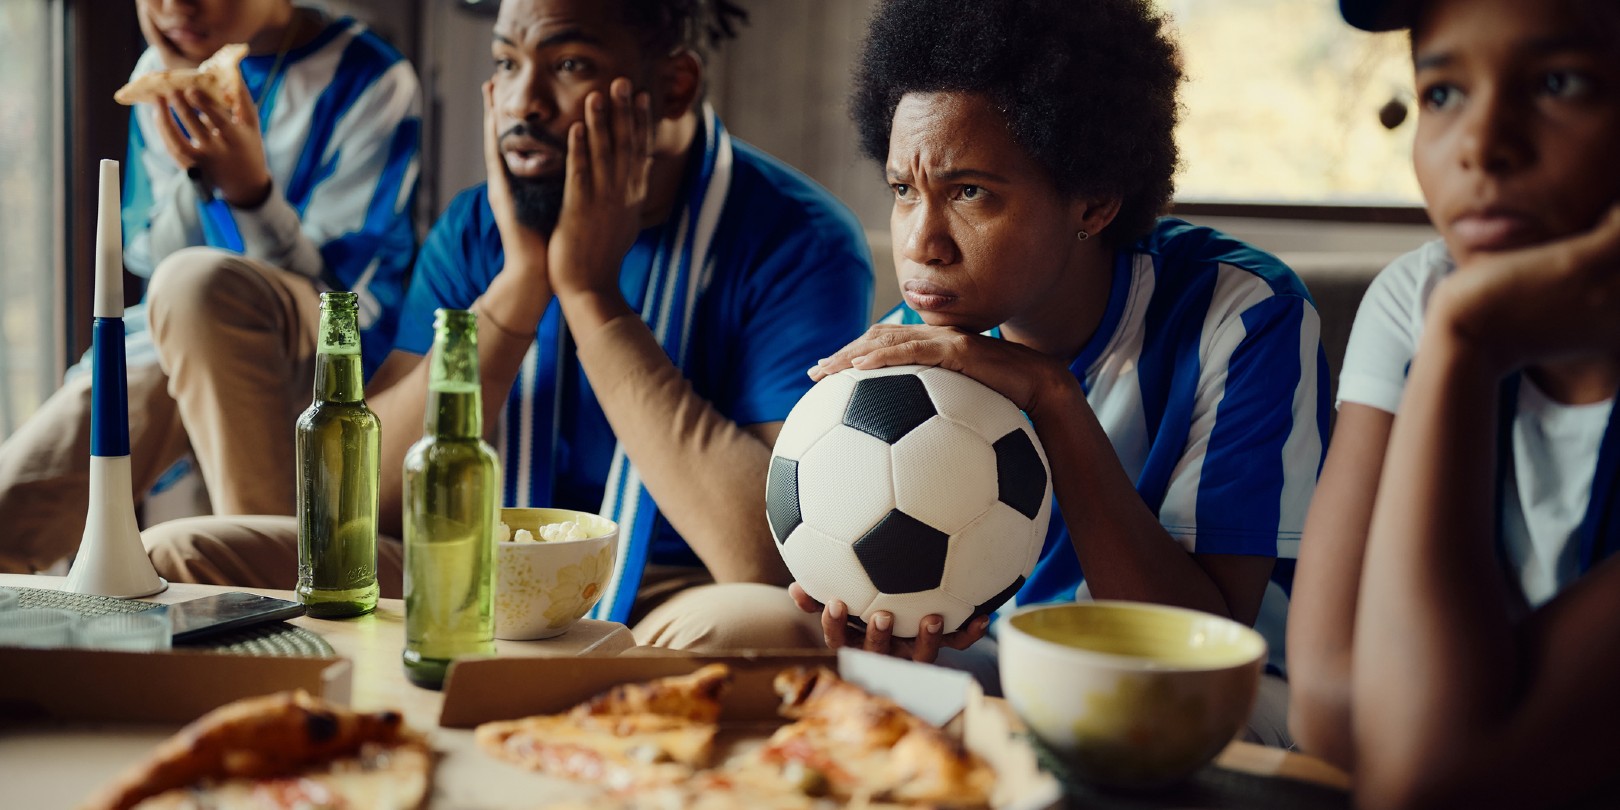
left=0, top=0, right=57, bottom=440
left=1165, top=0, right=1421, bottom=205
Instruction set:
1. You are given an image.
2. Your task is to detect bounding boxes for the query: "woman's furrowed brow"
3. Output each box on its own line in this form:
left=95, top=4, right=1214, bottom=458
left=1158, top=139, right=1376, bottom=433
left=933, top=167, right=1010, bottom=184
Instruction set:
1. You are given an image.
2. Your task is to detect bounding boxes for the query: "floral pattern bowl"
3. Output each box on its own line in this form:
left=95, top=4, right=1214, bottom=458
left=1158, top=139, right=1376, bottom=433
left=998, top=601, right=1266, bottom=789
left=494, top=507, right=617, bottom=640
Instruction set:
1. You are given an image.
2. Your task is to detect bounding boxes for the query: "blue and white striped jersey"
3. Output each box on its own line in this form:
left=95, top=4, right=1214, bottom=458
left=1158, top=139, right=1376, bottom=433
left=885, top=218, right=1328, bottom=670
left=119, top=14, right=421, bottom=375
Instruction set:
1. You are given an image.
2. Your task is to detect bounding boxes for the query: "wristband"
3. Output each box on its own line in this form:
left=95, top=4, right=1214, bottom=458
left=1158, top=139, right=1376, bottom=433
left=475, top=300, right=538, bottom=340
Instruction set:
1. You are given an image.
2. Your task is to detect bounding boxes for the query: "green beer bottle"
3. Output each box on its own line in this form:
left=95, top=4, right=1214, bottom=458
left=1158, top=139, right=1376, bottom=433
left=296, top=291, right=381, bottom=618
left=402, top=308, right=499, bottom=689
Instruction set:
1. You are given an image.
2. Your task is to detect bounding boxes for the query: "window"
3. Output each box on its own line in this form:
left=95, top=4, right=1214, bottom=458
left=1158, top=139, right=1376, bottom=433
left=0, top=0, right=62, bottom=439
left=1166, top=0, right=1421, bottom=206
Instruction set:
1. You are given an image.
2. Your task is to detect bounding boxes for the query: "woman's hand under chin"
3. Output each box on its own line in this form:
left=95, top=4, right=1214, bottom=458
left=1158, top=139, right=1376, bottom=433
left=808, top=323, right=1080, bottom=417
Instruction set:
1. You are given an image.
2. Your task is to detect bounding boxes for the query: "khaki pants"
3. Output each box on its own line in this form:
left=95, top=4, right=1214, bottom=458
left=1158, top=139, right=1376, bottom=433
left=142, top=514, right=825, bottom=651
left=0, top=248, right=320, bottom=573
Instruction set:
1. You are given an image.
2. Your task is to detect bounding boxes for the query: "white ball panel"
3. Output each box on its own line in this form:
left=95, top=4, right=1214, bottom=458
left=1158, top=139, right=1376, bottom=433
left=797, top=425, right=896, bottom=541
left=890, top=418, right=997, bottom=534
left=941, top=502, right=1039, bottom=607
left=863, top=590, right=976, bottom=638
left=772, top=371, right=857, bottom=461
left=917, top=366, right=1030, bottom=445
left=780, top=523, right=879, bottom=618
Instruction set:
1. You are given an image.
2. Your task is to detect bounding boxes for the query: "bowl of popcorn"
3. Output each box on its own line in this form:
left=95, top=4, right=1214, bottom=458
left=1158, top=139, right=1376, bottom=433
left=494, top=507, right=618, bottom=640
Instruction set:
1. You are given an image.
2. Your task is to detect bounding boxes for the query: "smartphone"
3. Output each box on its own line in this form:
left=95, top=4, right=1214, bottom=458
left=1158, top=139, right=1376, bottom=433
left=163, top=592, right=306, bottom=644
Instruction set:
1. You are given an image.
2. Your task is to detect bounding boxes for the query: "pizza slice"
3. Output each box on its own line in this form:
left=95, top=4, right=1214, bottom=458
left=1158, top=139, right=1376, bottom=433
left=751, top=667, right=996, bottom=808
left=128, top=742, right=431, bottom=810
left=83, top=690, right=426, bottom=810
left=114, top=43, right=249, bottom=109
left=474, top=663, right=732, bottom=791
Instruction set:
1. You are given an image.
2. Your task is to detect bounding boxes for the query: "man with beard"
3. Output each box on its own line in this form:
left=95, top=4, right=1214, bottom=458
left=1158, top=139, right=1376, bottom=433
left=141, top=0, right=874, bottom=649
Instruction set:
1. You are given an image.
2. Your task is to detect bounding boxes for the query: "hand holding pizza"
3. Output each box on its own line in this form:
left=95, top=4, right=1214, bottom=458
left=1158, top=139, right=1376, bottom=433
left=153, top=84, right=274, bottom=209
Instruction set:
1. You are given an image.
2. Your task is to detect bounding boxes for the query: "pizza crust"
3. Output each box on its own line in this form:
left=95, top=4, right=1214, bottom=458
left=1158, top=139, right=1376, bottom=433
left=114, top=43, right=249, bottom=109
left=129, top=742, right=432, bottom=810
left=82, top=691, right=422, bottom=810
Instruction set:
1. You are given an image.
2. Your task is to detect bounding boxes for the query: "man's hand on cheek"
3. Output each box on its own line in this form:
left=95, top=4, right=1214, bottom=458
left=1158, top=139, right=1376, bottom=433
left=548, top=76, right=653, bottom=310
left=483, top=80, right=549, bottom=284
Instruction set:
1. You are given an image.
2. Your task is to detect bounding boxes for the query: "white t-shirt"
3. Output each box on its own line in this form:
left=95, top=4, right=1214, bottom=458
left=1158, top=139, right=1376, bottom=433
left=1338, top=240, right=1612, bottom=608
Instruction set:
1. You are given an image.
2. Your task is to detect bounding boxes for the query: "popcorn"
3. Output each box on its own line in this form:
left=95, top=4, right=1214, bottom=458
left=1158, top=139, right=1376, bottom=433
left=536, top=521, right=587, bottom=542
left=498, top=519, right=587, bottom=543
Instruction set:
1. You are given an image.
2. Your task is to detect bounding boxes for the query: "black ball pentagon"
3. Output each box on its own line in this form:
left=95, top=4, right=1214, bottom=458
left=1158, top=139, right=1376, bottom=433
left=843, top=375, right=936, bottom=444
left=994, top=430, right=1046, bottom=519
left=853, top=509, right=949, bottom=594
left=766, top=456, right=801, bottom=544
left=970, top=575, right=1026, bottom=623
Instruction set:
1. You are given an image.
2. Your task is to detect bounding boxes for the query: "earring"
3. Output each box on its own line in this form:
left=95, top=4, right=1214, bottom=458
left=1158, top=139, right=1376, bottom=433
left=1076, top=230, right=1090, bottom=241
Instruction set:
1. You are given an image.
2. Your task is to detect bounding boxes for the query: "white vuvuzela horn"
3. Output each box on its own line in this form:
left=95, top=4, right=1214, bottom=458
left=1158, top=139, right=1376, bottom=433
left=66, top=159, right=167, bottom=598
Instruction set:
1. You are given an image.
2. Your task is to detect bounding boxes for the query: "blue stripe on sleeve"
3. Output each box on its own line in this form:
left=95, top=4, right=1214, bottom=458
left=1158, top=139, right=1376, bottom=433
left=1194, top=295, right=1305, bottom=555
left=315, top=116, right=420, bottom=372
left=1315, top=343, right=1331, bottom=477
left=284, top=40, right=394, bottom=214
left=198, top=198, right=245, bottom=252
left=1133, top=257, right=1216, bottom=512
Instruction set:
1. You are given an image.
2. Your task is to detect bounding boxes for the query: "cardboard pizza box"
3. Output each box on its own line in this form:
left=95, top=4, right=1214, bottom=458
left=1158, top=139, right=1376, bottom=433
left=0, top=647, right=351, bottom=810
left=435, top=647, right=1064, bottom=810
left=0, top=646, right=351, bottom=724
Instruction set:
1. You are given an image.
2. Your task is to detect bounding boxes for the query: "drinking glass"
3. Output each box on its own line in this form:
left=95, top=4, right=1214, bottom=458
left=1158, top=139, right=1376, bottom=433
left=77, top=612, right=172, bottom=652
left=0, top=608, right=77, bottom=648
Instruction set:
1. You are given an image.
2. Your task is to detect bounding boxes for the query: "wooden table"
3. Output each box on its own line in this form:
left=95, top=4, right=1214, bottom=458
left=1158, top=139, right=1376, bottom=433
left=0, top=573, right=1351, bottom=807
left=0, top=574, right=635, bottom=728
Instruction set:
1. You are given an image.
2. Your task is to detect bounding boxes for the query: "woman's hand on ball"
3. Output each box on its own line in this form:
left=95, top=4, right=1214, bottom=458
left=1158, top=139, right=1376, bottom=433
left=807, top=324, right=1078, bottom=417
left=788, top=582, right=990, bottom=664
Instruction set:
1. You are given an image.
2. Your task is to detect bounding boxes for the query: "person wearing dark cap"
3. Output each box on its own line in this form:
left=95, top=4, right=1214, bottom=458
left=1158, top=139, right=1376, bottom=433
left=1289, top=0, right=1620, bottom=804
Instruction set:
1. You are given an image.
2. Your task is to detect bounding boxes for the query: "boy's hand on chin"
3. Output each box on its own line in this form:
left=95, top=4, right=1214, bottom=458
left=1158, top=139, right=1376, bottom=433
left=1433, top=204, right=1620, bottom=375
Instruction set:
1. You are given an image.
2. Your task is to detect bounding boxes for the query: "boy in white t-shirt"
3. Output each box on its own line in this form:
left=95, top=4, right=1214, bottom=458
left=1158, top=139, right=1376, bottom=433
left=1288, top=0, right=1620, bottom=804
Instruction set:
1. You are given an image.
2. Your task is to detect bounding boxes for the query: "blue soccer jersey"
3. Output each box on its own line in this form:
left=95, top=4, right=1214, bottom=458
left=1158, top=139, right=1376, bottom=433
left=885, top=218, right=1329, bottom=672
left=121, top=14, right=421, bottom=375
left=396, top=130, right=874, bottom=567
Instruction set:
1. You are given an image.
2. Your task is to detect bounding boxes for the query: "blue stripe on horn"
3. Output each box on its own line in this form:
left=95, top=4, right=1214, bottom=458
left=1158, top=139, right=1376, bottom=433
left=89, top=317, right=131, bottom=458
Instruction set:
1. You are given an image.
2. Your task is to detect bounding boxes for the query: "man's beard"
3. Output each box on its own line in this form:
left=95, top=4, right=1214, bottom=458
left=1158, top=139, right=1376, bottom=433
left=505, top=168, right=564, bottom=236
left=499, top=121, right=568, bottom=235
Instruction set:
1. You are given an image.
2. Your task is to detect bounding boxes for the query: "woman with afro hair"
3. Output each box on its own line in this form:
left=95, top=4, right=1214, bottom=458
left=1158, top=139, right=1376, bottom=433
left=792, top=0, right=1329, bottom=745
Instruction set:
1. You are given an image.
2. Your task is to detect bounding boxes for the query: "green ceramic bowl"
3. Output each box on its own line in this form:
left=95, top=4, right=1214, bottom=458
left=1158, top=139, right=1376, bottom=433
left=998, top=601, right=1267, bottom=789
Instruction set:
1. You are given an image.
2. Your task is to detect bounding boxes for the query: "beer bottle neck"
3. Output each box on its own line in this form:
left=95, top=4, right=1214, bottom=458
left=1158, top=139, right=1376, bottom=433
left=426, top=382, right=481, bottom=438
left=314, top=350, right=365, bottom=404
left=425, top=311, right=482, bottom=438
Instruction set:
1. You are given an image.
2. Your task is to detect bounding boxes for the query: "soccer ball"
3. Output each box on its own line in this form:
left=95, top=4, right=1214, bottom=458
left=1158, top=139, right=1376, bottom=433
left=766, top=365, right=1052, bottom=638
